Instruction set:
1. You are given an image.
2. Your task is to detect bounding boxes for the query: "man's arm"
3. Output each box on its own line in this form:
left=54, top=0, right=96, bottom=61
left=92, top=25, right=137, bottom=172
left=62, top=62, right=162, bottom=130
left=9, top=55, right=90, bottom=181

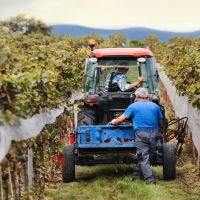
left=110, top=114, right=127, bottom=125
left=128, top=76, right=145, bottom=90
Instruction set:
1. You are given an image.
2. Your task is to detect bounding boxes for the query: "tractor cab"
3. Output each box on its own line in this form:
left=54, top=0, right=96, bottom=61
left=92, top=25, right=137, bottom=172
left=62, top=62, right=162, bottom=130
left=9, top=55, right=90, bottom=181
left=81, top=42, right=160, bottom=124
left=83, top=47, right=159, bottom=96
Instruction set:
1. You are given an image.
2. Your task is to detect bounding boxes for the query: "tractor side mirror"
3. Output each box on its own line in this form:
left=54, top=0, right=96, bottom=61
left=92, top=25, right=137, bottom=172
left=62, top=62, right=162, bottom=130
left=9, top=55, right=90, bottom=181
left=137, top=57, right=146, bottom=63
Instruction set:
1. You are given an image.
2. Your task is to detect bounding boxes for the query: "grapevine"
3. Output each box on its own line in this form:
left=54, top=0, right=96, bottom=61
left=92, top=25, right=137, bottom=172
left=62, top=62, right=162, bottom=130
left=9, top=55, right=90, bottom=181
left=145, top=35, right=200, bottom=109
left=0, top=24, right=129, bottom=198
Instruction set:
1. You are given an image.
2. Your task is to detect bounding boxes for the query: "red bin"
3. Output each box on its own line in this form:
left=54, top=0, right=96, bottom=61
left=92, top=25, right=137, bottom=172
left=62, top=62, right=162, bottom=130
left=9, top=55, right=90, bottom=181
left=55, top=154, right=62, bottom=167
left=70, top=133, right=74, bottom=145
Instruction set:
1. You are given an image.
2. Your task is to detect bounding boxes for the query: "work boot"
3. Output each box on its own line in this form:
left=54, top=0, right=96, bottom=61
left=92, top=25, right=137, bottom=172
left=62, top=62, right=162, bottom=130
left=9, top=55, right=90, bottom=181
left=146, top=181, right=156, bottom=185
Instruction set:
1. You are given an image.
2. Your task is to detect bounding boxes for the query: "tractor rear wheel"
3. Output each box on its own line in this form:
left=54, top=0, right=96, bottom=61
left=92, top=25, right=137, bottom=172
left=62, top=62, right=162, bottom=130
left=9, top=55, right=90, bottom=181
left=78, top=107, right=96, bottom=126
left=163, top=142, right=176, bottom=180
left=62, top=145, right=75, bottom=183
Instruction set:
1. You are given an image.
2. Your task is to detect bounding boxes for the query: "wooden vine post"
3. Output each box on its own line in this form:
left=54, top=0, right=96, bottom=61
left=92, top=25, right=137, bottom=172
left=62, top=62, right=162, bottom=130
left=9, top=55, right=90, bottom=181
left=28, top=148, right=33, bottom=188
left=1, top=164, right=9, bottom=200
left=198, top=153, right=200, bottom=176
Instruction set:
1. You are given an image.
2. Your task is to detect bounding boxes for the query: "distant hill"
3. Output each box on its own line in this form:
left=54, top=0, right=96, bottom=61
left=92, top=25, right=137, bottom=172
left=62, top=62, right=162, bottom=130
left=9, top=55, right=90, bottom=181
left=52, top=25, right=200, bottom=42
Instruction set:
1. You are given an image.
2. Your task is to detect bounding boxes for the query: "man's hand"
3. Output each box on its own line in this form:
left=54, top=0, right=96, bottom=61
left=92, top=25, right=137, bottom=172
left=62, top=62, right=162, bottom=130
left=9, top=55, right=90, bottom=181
left=110, top=119, right=117, bottom=125
left=128, top=76, right=145, bottom=90
left=138, top=76, right=145, bottom=82
left=158, top=119, right=163, bottom=126
left=109, top=114, right=127, bottom=125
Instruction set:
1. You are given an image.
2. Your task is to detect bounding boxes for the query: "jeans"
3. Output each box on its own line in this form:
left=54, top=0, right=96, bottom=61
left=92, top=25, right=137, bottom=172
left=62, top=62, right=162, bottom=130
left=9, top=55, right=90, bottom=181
left=133, top=130, right=161, bottom=183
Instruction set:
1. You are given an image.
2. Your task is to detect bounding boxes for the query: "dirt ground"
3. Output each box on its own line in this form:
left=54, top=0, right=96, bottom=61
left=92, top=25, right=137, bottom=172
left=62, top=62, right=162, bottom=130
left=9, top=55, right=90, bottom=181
left=170, top=153, right=200, bottom=200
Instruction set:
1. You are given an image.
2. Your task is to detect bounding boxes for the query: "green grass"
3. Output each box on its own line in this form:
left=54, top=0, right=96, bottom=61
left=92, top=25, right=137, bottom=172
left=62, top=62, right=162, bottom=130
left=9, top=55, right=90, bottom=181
left=44, top=163, right=200, bottom=200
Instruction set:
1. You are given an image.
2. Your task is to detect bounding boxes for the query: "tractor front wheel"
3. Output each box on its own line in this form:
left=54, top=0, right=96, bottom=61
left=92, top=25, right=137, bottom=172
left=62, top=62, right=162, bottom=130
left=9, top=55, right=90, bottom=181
left=62, top=145, right=75, bottom=183
left=163, top=142, right=176, bottom=180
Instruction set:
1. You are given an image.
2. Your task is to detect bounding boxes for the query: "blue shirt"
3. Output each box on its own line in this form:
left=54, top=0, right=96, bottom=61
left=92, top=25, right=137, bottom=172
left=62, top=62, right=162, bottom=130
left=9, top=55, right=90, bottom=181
left=105, top=71, right=129, bottom=92
left=124, top=100, right=163, bottom=131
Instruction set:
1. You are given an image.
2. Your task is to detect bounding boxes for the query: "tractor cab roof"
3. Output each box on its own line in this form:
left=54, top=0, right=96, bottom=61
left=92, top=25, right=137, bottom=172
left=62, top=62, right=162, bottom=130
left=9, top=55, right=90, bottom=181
left=91, top=48, right=154, bottom=57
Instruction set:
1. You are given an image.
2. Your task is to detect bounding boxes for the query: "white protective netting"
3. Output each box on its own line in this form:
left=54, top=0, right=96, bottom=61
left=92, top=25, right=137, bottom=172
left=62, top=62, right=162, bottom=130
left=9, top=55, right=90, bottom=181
left=157, top=64, right=200, bottom=153
left=0, top=91, right=84, bottom=162
left=0, top=106, right=64, bottom=162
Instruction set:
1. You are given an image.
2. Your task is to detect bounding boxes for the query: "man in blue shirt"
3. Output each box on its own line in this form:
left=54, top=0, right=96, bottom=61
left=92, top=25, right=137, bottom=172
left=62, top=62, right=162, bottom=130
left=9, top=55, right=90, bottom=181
left=104, top=62, right=145, bottom=92
left=110, top=88, right=163, bottom=185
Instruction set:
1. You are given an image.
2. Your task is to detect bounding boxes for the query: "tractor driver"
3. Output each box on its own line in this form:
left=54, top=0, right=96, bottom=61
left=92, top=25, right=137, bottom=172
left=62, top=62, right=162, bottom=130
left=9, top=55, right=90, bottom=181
left=104, top=62, right=145, bottom=92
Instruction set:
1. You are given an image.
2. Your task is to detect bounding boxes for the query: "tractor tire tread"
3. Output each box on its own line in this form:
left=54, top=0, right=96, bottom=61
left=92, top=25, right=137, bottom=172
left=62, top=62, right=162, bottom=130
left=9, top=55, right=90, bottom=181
left=62, top=145, right=75, bottom=183
left=163, top=142, right=176, bottom=180
left=77, top=107, right=96, bottom=126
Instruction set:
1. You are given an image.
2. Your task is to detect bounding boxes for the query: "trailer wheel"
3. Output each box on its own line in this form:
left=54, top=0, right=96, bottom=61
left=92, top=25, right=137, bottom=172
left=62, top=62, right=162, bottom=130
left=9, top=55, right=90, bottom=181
left=163, top=142, right=176, bottom=180
left=62, top=145, right=75, bottom=183
left=78, top=107, right=96, bottom=126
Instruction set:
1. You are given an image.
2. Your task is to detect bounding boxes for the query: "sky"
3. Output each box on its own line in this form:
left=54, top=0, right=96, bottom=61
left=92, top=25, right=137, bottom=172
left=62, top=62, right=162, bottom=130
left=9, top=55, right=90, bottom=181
left=0, top=0, right=200, bottom=32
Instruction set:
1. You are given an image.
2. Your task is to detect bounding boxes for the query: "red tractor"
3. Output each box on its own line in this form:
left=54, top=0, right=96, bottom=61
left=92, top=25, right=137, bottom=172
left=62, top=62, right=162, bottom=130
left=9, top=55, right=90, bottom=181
left=62, top=40, right=176, bottom=183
